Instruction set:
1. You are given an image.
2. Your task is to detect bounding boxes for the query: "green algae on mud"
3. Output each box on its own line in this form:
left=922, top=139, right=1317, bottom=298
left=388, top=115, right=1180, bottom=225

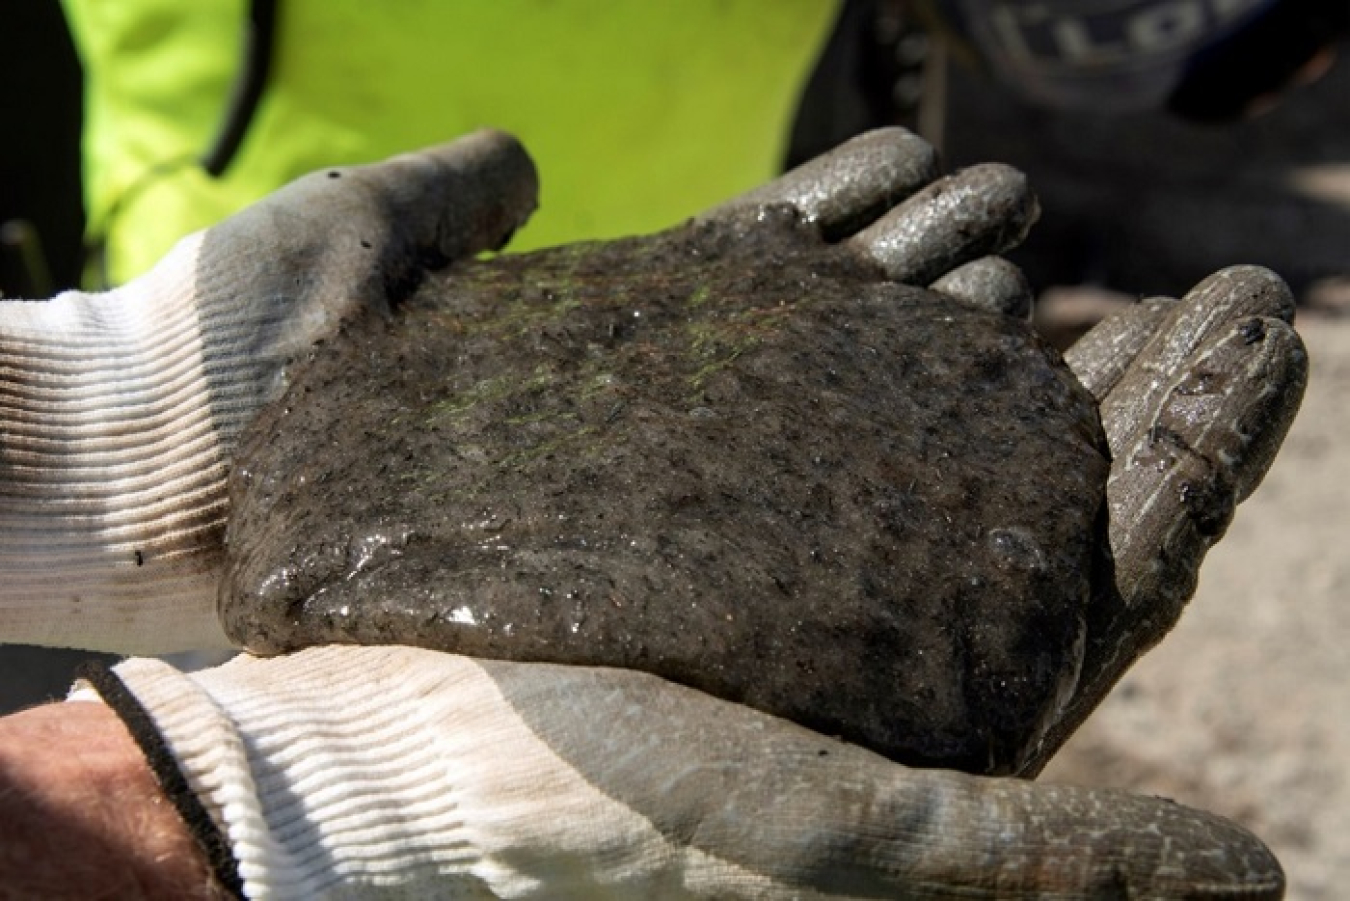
left=222, top=212, right=1111, bottom=775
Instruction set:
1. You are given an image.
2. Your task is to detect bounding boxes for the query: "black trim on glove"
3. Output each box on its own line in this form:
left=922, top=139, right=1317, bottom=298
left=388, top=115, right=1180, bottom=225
left=75, top=662, right=246, bottom=901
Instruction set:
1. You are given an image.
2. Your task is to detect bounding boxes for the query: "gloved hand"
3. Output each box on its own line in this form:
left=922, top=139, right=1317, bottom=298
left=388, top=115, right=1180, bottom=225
left=1035, top=266, right=1306, bottom=773
left=3, top=128, right=1303, bottom=897
left=80, top=643, right=1285, bottom=899
left=0, top=130, right=537, bottom=652
left=209, top=130, right=1300, bottom=785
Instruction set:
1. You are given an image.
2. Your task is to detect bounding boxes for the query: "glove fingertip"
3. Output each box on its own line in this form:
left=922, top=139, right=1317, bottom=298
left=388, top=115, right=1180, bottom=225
left=1064, top=296, right=1178, bottom=402
left=702, top=127, right=940, bottom=237
left=1183, top=264, right=1297, bottom=327
left=852, top=162, right=1039, bottom=286
left=929, top=255, right=1033, bottom=319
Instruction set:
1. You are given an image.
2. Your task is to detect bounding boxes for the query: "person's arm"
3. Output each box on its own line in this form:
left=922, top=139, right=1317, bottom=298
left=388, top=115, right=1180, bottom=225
left=0, top=702, right=226, bottom=900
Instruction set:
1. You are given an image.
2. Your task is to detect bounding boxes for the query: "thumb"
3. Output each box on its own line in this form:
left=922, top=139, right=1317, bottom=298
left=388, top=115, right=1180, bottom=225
left=0, top=131, right=537, bottom=654
left=197, top=128, right=537, bottom=375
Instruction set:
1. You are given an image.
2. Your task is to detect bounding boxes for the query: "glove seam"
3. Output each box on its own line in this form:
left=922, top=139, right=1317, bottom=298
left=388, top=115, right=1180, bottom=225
left=75, top=661, right=246, bottom=900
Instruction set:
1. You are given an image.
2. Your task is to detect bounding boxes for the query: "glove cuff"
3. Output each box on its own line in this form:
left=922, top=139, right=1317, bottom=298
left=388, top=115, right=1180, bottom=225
left=81, top=649, right=589, bottom=899
left=86, top=646, right=796, bottom=899
left=71, top=659, right=247, bottom=898
left=0, top=234, right=231, bottom=652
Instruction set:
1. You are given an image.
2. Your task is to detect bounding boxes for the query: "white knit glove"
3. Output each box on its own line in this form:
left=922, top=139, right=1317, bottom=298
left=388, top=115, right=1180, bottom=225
left=0, top=131, right=536, bottom=652
left=74, top=645, right=1283, bottom=900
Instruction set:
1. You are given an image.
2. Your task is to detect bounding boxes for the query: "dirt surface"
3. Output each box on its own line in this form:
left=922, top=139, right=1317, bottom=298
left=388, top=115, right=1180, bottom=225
left=224, top=216, right=1106, bottom=774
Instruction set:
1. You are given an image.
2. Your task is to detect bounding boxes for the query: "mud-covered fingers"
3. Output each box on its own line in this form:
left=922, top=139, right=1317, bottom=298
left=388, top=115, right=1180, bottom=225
left=1026, top=295, right=1308, bottom=775
left=929, top=255, right=1033, bottom=318
left=1034, top=314, right=1307, bottom=769
left=1097, top=266, right=1297, bottom=455
left=1107, top=316, right=1307, bottom=618
left=1065, top=296, right=1178, bottom=401
left=701, top=127, right=939, bottom=238
left=700, top=129, right=1037, bottom=289
left=847, top=163, right=1039, bottom=286
left=1096, top=265, right=1306, bottom=621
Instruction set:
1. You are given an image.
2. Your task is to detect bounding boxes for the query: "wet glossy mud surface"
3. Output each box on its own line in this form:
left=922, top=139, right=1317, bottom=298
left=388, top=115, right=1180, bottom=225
left=223, top=214, right=1110, bottom=773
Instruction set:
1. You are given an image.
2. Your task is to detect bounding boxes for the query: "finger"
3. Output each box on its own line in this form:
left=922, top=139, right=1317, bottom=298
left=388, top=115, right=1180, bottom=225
left=200, top=128, right=538, bottom=367
left=1064, top=295, right=1178, bottom=401
left=120, top=645, right=1284, bottom=899
left=1108, top=317, right=1307, bottom=614
left=1097, top=266, right=1296, bottom=456
left=1026, top=286, right=1307, bottom=774
left=928, top=255, right=1033, bottom=319
left=849, top=163, right=1040, bottom=285
left=701, top=127, right=939, bottom=238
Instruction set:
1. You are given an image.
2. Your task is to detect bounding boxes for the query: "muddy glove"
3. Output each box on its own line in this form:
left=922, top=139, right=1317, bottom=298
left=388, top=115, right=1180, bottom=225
left=718, top=135, right=1306, bottom=778
left=0, top=130, right=536, bottom=652
left=76, top=644, right=1284, bottom=899
left=215, top=129, right=1303, bottom=783
left=1028, top=268, right=1307, bottom=773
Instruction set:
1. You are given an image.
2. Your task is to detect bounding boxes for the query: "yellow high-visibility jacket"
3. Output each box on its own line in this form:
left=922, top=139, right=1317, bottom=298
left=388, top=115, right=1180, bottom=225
left=62, top=0, right=839, bottom=284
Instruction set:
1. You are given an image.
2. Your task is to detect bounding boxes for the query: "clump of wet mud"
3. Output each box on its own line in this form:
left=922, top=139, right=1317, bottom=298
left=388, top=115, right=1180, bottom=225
left=224, top=213, right=1108, bottom=773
